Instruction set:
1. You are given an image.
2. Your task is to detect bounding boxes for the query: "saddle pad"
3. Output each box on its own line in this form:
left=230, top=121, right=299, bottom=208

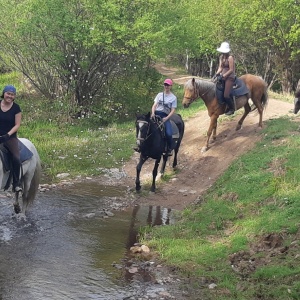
left=231, top=78, right=249, bottom=97
left=0, top=139, right=33, bottom=171
left=216, top=78, right=249, bottom=104
left=170, top=121, right=180, bottom=139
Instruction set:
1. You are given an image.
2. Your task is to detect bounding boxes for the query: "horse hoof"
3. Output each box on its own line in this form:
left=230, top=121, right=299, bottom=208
left=14, top=204, right=21, bottom=214
left=236, top=124, right=242, bottom=131
left=201, top=146, right=208, bottom=153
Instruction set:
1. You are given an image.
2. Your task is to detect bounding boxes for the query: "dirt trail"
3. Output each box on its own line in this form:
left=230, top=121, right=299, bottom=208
left=122, top=65, right=295, bottom=210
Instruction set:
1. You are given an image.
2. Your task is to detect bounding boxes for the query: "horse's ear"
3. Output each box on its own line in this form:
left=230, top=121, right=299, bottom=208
left=146, top=112, right=151, bottom=119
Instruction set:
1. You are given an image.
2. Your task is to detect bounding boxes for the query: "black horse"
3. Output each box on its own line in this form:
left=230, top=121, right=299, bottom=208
left=294, top=79, right=300, bottom=114
left=135, top=112, right=185, bottom=192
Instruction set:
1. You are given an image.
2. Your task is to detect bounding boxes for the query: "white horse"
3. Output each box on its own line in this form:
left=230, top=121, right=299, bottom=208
left=0, top=138, right=41, bottom=215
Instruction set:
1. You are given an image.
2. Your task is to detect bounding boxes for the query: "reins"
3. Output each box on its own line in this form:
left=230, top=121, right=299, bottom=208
left=198, top=80, right=223, bottom=113
left=195, top=79, right=215, bottom=98
left=185, top=79, right=215, bottom=103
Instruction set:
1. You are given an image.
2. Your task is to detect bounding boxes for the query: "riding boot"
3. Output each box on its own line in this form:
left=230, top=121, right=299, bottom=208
left=12, top=159, right=22, bottom=192
left=224, top=97, right=235, bottom=115
left=167, top=148, right=173, bottom=156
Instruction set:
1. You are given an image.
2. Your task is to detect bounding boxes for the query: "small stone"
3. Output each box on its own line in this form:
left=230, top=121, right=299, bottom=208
left=56, top=173, right=70, bottom=178
left=141, top=245, right=150, bottom=253
left=128, top=267, right=139, bottom=273
left=208, top=283, right=217, bottom=289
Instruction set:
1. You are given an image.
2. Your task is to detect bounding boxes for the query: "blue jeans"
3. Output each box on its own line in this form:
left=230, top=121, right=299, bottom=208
left=155, top=111, right=173, bottom=149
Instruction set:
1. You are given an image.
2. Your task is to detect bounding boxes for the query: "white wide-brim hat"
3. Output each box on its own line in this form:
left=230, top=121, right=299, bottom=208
left=217, top=42, right=230, bottom=53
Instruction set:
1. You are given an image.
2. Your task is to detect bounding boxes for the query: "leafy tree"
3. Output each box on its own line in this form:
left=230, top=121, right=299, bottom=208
left=215, top=0, right=300, bottom=92
left=0, top=0, right=161, bottom=109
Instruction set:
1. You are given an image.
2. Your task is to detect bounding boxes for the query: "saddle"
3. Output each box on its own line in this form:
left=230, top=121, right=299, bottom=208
left=216, top=77, right=249, bottom=105
left=153, top=115, right=180, bottom=139
left=0, top=139, right=33, bottom=190
left=153, top=114, right=181, bottom=154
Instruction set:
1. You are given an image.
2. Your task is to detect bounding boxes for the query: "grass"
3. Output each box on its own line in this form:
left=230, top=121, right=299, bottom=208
left=140, top=116, right=300, bottom=299
left=268, top=90, right=295, bottom=103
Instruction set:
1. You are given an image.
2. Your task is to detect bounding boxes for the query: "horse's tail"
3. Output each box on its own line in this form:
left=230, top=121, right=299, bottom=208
left=22, top=151, right=41, bottom=209
left=250, top=78, right=269, bottom=112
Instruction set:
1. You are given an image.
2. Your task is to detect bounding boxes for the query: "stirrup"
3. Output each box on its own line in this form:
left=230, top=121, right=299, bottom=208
left=133, top=147, right=140, bottom=153
left=14, top=186, right=23, bottom=192
left=225, top=110, right=235, bottom=116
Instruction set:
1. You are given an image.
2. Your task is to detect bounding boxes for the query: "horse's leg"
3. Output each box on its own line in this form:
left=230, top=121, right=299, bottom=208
left=160, top=154, right=168, bottom=175
left=151, top=157, right=161, bottom=192
left=202, top=115, right=218, bottom=152
left=256, top=101, right=264, bottom=128
left=236, top=102, right=251, bottom=131
left=13, top=191, right=21, bottom=214
left=172, top=148, right=178, bottom=168
left=212, top=127, right=217, bottom=142
left=20, top=175, right=31, bottom=214
left=136, top=156, right=147, bottom=191
left=172, top=138, right=182, bottom=168
left=246, top=84, right=266, bottom=128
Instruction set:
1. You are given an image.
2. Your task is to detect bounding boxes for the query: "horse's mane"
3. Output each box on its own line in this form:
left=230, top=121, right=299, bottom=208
left=184, top=78, right=216, bottom=99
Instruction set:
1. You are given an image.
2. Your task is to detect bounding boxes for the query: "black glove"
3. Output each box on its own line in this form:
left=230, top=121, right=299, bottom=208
left=217, top=74, right=223, bottom=82
left=0, top=134, right=10, bottom=143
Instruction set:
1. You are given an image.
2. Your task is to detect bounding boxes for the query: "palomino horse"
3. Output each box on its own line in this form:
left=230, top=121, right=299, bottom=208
left=0, top=138, right=41, bottom=215
left=135, top=112, right=184, bottom=192
left=294, top=79, right=300, bottom=114
left=182, top=74, right=268, bottom=152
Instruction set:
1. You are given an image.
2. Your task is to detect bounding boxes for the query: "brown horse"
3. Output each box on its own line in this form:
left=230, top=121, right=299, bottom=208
left=182, top=74, right=268, bottom=152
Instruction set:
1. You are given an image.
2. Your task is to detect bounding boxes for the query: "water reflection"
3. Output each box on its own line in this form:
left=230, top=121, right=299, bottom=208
left=0, top=183, right=176, bottom=299
left=124, top=205, right=173, bottom=283
left=147, top=205, right=172, bottom=226
left=127, top=205, right=173, bottom=248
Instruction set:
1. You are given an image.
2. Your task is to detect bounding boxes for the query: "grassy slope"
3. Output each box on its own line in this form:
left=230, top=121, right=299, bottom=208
left=141, top=117, right=300, bottom=300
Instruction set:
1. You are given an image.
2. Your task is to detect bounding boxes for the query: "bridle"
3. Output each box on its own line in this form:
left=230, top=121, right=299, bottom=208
left=136, top=117, right=164, bottom=145
left=136, top=120, right=151, bottom=143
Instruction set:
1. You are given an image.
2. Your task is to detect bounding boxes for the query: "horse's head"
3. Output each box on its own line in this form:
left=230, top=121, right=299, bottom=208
left=182, top=78, right=198, bottom=108
left=135, top=112, right=151, bottom=147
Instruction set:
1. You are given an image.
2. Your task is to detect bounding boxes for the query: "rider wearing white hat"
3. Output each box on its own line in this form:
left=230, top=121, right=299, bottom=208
left=217, top=42, right=231, bottom=53
left=215, top=41, right=236, bottom=115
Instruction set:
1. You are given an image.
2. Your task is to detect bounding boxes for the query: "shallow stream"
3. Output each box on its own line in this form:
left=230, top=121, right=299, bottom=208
left=0, top=182, right=175, bottom=299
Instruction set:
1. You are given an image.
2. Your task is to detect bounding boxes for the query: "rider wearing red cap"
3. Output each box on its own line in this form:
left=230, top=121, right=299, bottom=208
left=151, top=78, right=177, bottom=156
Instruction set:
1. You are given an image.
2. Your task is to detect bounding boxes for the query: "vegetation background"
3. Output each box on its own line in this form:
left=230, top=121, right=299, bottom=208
left=0, top=0, right=299, bottom=299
